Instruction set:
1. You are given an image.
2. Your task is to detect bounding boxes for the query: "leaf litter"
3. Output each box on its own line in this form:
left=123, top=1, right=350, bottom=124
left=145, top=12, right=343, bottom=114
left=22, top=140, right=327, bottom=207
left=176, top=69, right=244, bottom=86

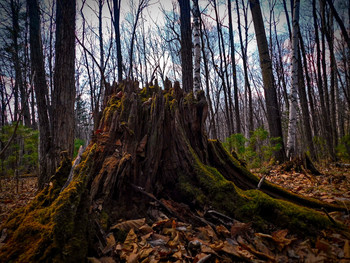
left=1, top=164, right=350, bottom=262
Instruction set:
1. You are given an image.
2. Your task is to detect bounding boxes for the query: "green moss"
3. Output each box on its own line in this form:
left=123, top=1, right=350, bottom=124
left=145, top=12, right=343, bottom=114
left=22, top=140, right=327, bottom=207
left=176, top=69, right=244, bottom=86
left=139, top=85, right=159, bottom=102
left=0, top=144, right=97, bottom=262
left=177, top=142, right=338, bottom=236
left=184, top=92, right=195, bottom=105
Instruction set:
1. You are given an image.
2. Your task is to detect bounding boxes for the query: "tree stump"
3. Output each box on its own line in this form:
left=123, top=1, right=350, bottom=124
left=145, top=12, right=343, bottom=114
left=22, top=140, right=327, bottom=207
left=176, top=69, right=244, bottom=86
left=0, top=81, right=347, bottom=262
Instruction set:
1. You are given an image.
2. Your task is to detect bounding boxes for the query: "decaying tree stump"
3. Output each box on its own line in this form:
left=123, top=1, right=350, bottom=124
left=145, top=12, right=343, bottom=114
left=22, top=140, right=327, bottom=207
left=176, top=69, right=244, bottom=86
left=0, top=81, right=347, bottom=262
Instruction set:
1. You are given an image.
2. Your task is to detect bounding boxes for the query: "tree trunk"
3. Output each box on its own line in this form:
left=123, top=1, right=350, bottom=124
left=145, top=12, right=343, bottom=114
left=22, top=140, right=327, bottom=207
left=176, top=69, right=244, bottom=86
left=0, top=81, right=346, bottom=262
left=179, top=0, right=193, bottom=92
left=192, top=0, right=201, bottom=94
left=113, top=0, right=123, bottom=82
left=53, top=0, right=76, bottom=161
left=313, top=0, right=329, bottom=147
left=236, top=0, right=253, bottom=135
left=286, top=0, right=300, bottom=158
left=28, top=0, right=55, bottom=189
left=249, top=0, right=286, bottom=162
left=228, top=0, right=241, bottom=134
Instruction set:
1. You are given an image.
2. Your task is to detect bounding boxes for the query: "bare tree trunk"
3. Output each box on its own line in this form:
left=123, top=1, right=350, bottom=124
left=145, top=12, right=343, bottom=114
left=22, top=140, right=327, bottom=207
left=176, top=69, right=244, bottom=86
left=287, top=0, right=300, bottom=158
left=112, top=0, right=123, bottom=82
left=249, top=0, right=286, bottom=162
left=320, top=0, right=334, bottom=158
left=98, top=0, right=104, bottom=112
left=313, top=0, right=329, bottom=153
left=325, top=0, right=350, bottom=49
left=200, top=21, right=217, bottom=138
left=10, top=0, right=30, bottom=127
left=212, top=0, right=233, bottom=135
left=299, top=32, right=318, bottom=138
left=192, top=0, right=201, bottom=95
left=324, top=9, right=339, bottom=151
left=236, top=0, right=253, bottom=135
left=28, top=0, right=55, bottom=189
left=53, top=0, right=76, bottom=161
left=228, top=0, right=241, bottom=134
left=179, top=0, right=193, bottom=92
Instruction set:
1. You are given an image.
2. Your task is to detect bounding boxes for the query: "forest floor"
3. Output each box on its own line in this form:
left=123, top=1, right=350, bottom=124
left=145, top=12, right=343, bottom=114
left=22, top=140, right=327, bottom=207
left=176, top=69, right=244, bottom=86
left=0, top=164, right=350, bottom=262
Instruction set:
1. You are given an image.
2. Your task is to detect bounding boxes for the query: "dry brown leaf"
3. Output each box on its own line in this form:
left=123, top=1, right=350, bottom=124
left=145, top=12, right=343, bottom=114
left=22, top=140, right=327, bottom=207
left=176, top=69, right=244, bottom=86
left=197, top=226, right=218, bottom=242
left=139, top=224, right=153, bottom=235
left=139, top=247, right=154, bottom=259
left=123, top=229, right=138, bottom=251
left=230, top=222, right=251, bottom=237
left=344, top=240, right=350, bottom=258
left=102, top=233, right=116, bottom=254
left=172, top=250, right=183, bottom=260
left=220, top=241, right=240, bottom=257
left=111, top=218, right=146, bottom=232
left=272, top=229, right=295, bottom=250
left=100, top=257, right=116, bottom=263
left=315, top=238, right=331, bottom=254
left=216, top=225, right=230, bottom=237
left=240, top=242, right=276, bottom=262
left=167, top=232, right=180, bottom=247
left=126, top=252, right=138, bottom=263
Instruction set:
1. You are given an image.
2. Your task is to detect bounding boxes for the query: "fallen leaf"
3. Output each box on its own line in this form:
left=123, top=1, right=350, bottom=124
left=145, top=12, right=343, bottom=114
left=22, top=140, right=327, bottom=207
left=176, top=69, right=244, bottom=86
left=216, top=225, right=230, bottom=237
left=344, top=240, right=350, bottom=258
left=111, top=218, right=146, bottom=232
left=230, top=222, right=251, bottom=237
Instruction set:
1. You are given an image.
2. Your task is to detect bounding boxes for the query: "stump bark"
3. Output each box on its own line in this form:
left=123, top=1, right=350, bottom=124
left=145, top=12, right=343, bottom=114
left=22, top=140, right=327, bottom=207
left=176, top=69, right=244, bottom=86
left=0, top=81, right=347, bottom=262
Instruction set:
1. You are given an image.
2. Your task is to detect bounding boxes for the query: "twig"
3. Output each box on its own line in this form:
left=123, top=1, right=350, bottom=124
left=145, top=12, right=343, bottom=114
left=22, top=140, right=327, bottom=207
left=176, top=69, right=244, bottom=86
left=321, top=207, right=337, bottom=225
left=257, top=174, right=266, bottom=190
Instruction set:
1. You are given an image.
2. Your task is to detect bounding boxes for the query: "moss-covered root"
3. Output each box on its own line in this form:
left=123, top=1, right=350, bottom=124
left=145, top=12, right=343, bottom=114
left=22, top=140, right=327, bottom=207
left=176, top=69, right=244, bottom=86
left=0, top=145, right=97, bottom=263
left=208, top=139, right=346, bottom=212
left=178, top=144, right=345, bottom=237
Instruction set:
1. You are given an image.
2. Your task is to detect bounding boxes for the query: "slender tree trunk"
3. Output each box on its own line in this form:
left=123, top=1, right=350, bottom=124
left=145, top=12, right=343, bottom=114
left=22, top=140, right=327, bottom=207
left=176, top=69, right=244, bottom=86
left=98, top=0, right=104, bottom=112
left=324, top=0, right=350, bottom=49
left=201, top=21, right=217, bottom=138
left=53, top=0, right=76, bottom=161
left=299, top=32, right=318, bottom=138
left=113, top=0, right=123, bottom=82
left=287, top=0, right=300, bottom=158
left=249, top=0, right=286, bottom=162
left=212, top=0, right=233, bottom=135
left=192, top=0, right=201, bottom=94
left=228, top=0, right=241, bottom=134
left=320, top=0, right=334, bottom=158
left=313, top=0, right=329, bottom=152
left=28, top=0, right=55, bottom=189
left=179, top=0, right=193, bottom=92
left=324, top=9, right=339, bottom=150
left=236, top=0, right=253, bottom=135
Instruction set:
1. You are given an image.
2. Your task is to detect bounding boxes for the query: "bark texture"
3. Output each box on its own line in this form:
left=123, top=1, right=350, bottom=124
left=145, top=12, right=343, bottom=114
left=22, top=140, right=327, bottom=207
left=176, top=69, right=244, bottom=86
left=179, top=0, right=193, bottom=92
left=286, top=0, right=300, bottom=158
left=192, top=0, right=201, bottom=94
left=28, top=0, right=55, bottom=189
left=53, top=0, right=76, bottom=161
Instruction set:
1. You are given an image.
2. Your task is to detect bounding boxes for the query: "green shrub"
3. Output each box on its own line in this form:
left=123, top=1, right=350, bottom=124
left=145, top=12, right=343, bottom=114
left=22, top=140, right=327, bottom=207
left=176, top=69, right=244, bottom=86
left=0, top=123, right=39, bottom=177
left=336, top=134, right=350, bottom=160
left=74, top=138, right=85, bottom=158
left=223, top=127, right=282, bottom=168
